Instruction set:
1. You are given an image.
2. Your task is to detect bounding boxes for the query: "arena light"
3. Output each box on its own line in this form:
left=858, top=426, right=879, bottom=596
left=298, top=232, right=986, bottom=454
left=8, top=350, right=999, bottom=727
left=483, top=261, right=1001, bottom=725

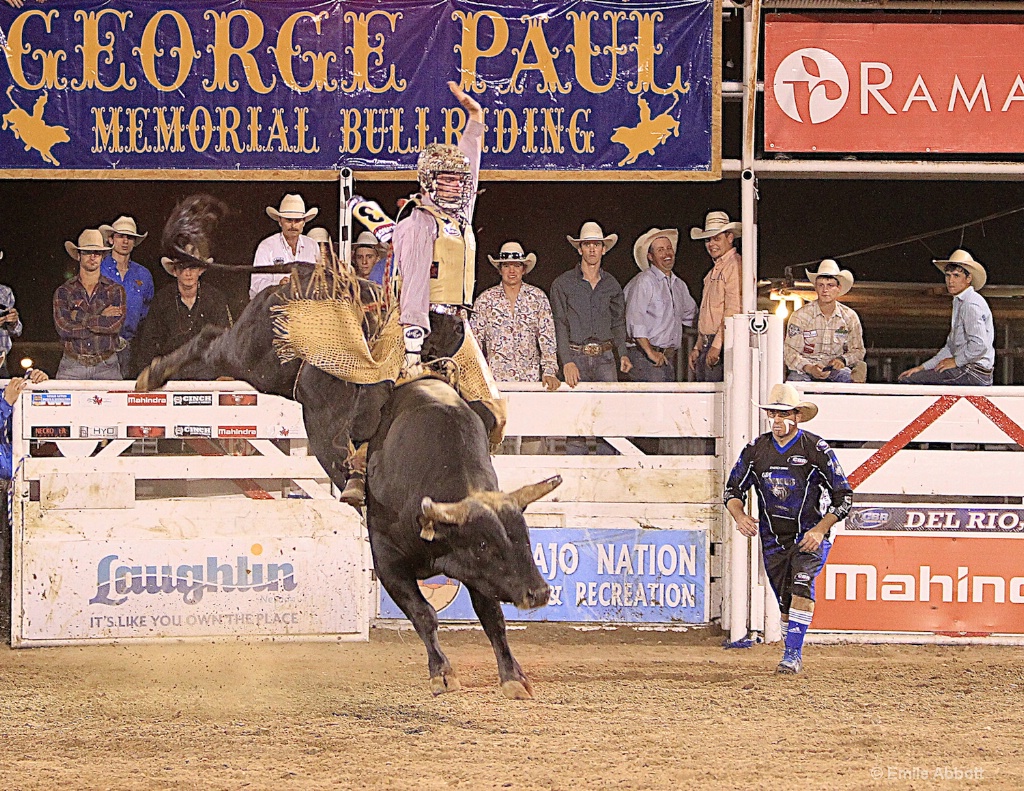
left=20, top=357, right=33, bottom=370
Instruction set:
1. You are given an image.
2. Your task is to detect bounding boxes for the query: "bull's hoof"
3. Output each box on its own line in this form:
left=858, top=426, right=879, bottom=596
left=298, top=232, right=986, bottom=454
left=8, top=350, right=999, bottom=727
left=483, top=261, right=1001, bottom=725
left=500, top=679, right=533, bottom=700
left=429, top=672, right=461, bottom=696
left=134, top=369, right=151, bottom=392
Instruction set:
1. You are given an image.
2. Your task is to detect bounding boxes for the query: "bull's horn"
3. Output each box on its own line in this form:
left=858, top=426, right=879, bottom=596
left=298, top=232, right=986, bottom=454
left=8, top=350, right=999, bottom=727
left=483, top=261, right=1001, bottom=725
left=421, top=496, right=472, bottom=527
left=508, top=475, right=562, bottom=510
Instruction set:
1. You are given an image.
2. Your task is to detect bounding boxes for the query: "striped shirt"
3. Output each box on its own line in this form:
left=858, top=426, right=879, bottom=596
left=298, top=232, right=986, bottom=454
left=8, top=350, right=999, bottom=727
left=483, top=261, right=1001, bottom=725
left=923, top=286, right=995, bottom=371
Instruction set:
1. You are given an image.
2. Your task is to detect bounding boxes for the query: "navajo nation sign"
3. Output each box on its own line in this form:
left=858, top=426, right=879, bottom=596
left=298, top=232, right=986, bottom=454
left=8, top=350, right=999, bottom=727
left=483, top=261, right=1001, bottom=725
left=0, top=0, right=719, bottom=178
left=765, top=16, right=1024, bottom=154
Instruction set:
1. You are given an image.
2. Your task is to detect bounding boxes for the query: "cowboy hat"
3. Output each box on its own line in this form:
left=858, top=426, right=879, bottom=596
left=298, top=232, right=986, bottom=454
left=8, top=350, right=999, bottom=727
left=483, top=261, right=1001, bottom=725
left=267, top=194, right=318, bottom=222
left=633, top=228, right=678, bottom=271
left=487, top=241, right=537, bottom=274
left=805, top=259, right=854, bottom=296
left=307, top=227, right=333, bottom=245
left=933, top=249, right=987, bottom=291
left=160, top=243, right=213, bottom=275
left=567, top=221, right=618, bottom=253
left=65, top=229, right=112, bottom=260
left=99, top=215, right=147, bottom=243
left=690, top=211, right=742, bottom=240
left=757, top=383, right=818, bottom=422
left=352, top=230, right=386, bottom=257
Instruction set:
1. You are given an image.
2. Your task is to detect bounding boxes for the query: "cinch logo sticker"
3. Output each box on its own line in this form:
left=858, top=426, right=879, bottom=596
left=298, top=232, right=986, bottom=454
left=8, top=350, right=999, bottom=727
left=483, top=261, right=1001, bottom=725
left=174, top=425, right=212, bottom=438
left=127, top=393, right=166, bottom=406
left=173, top=393, right=213, bottom=406
left=774, top=48, right=849, bottom=124
left=89, top=547, right=297, bottom=606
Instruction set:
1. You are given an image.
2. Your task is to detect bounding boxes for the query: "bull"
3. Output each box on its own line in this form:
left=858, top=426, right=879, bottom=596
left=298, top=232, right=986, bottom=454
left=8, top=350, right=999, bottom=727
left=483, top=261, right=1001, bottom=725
left=366, top=378, right=558, bottom=698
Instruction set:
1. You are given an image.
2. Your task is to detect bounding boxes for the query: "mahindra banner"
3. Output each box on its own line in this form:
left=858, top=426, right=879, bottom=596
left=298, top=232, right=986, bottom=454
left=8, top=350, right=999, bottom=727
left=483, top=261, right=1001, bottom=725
left=0, top=0, right=718, bottom=176
left=814, top=535, right=1024, bottom=635
left=765, top=17, right=1024, bottom=153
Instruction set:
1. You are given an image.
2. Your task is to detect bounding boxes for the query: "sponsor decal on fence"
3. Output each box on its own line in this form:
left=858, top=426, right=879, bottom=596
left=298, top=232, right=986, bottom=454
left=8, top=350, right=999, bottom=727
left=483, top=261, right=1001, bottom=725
left=126, top=425, right=165, bottom=438
left=127, top=393, right=166, bottom=406
left=78, top=425, right=117, bottom=439
left=0, top=0, right=718, bottom=176
left=31, top=425, right=71, bottom=438
left=765, top=17, right=1024, bottom=153
left=30, top=393, right=71, bottom=407
left=217, top=426, right=257, bottom=439
left=379, top=528, right=708, bottom=623
left=174, top=425, right=213, bottom=438
left=173, top=393, right=214, bottom=406
left=219, top=393, right=258, bottom=406
left=847, top=506, right=1024, bottom=533
left=814, top=535, right=1024, bottom=635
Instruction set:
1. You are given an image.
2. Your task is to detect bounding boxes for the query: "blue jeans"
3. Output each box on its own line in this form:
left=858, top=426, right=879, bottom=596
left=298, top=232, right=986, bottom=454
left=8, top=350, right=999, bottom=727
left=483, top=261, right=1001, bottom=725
left=564, top=349, right=617, bottom=455
left=56, top=354, right=121, bottom=380
left=693, top=337, right=723, bottom=382
left=788, top=367, right=853, bottom=384
left=901, top=364, right=992, bottom=386
left=624, top=346, right=675, bottom=383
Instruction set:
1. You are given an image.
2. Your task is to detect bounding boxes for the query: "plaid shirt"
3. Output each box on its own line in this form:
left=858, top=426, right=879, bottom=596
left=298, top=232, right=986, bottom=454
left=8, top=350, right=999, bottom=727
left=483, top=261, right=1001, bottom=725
left=784, top=299, right=865, bottom=374
left=53, top=275, right=126, bottom=360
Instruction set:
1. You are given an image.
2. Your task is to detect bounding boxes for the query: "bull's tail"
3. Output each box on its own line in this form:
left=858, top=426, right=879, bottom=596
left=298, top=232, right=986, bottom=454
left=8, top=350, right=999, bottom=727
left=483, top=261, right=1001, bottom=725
left=6, top=85, right=22, bottom=112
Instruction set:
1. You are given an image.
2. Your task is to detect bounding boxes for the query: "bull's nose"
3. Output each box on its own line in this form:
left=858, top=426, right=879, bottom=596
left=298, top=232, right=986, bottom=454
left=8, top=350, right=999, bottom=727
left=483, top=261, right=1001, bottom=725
left=523, top=584, right=550, bottom=610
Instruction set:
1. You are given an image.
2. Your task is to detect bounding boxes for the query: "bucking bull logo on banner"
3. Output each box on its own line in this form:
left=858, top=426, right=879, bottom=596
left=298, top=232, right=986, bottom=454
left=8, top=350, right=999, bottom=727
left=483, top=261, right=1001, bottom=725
left=3, top=86, right=70, bottom=165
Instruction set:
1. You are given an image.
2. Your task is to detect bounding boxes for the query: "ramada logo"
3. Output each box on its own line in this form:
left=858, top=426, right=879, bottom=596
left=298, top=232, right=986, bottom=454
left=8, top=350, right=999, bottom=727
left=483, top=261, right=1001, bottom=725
left=774, top=47, right=849, bottom=124
left=826, top=564, right=1024, bottom=604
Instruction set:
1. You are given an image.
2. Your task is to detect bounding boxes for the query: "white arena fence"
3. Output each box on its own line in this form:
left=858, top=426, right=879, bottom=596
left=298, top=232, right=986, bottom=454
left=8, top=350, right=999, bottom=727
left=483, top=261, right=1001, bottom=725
left=9, top=327, right=1024, bottom=646
left=9, top=381, right=369, bottom=647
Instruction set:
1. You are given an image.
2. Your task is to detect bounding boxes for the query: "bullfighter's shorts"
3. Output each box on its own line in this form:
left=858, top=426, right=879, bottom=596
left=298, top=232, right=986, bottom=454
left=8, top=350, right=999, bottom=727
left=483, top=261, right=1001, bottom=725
left=763, top=539, right=832, bottom=614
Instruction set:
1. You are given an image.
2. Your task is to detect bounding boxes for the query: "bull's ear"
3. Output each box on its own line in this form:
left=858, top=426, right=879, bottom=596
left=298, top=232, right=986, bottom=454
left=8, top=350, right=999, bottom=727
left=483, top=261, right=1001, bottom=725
left=421, top=496, right=472, bottom=527
left=507, top=475, right=562, bottom=510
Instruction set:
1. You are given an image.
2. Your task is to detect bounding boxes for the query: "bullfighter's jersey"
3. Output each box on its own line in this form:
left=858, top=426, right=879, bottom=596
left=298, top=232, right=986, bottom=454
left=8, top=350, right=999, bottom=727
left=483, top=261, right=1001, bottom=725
left=723, top=429, right=853, bottom=555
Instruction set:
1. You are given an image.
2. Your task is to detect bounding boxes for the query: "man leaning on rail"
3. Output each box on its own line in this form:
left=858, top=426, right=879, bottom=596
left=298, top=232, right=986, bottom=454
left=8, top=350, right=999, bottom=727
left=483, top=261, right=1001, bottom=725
left=898, top=249, right=995, bottom=387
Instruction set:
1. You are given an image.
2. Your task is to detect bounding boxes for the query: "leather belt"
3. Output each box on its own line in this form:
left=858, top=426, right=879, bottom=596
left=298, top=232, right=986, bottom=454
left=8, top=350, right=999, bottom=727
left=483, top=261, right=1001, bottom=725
left=64, top=348, right=117, bottom=366
left=569, top=341, right=613, bottom=356
left=429, top=304, right=465, bottom=317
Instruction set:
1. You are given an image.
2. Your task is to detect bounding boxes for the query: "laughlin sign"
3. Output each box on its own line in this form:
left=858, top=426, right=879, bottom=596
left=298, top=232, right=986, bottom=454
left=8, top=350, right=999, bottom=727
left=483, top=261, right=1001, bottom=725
left=0, top=0, right=718, bottom=176
left=765, top=17, right=1024, bottom=153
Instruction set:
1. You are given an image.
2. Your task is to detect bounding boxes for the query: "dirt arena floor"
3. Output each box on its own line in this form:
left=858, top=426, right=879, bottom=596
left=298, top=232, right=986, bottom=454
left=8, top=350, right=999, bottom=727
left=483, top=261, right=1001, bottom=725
left=0, top=624, right=1020, bottom=790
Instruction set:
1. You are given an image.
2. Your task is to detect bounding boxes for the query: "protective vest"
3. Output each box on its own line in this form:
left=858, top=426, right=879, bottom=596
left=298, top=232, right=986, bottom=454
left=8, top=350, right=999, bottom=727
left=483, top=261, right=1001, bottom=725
left=419, top=204, right=476, bottom=306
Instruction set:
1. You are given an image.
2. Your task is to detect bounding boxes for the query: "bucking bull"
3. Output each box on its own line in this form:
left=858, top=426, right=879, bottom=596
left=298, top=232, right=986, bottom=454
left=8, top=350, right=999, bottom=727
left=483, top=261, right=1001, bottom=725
left=137, top=196, right=560, bottom=698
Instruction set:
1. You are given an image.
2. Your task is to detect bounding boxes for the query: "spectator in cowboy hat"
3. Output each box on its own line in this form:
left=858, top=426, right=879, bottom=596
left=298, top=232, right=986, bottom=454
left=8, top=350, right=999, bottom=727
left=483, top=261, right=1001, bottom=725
left=471, top=241, right=559, bottom=391
left=623, top=227, right=697, bottom=383
left=551, top=221, right=632, bottom=454
left=99, top=215, right=154, bottom=379
left=899, top=249, right=994, bottom=386
left=0, top=251, right=23, bottom=378
left=352, top=230, right=389, bottom=285
left=725, top=383, right=852, bottom=675
left=133, top=252, right=232, bottom=375
left=53, top=229, right=125, bottom=379
left=784, top=259, right=866, bottom=384
left=689, top=211, right=742, bottom=382
left=250, top=193, right=319, bottom=299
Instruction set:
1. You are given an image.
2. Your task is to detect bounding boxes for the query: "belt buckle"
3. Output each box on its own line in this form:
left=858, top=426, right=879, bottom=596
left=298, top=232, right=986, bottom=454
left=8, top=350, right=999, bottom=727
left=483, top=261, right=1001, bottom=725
left=584, top=343, right=601, bottom=356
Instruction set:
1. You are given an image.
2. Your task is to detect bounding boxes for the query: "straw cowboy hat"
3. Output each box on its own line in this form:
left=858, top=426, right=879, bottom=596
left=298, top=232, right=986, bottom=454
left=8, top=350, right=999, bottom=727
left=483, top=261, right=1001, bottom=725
left=567, top=221, right=618, bottom=252
left=160, top=243, right=213, bottom=275
left=805, top=259, right=854, bottom=296
left=267, top=194, right=318, bottom=222
left=307, top=227, right=333, bottom=245
left=65, top=229, right=112, bottom=260
left=633, top=228, right=678, bottom=271
left=352, top=230, right=386, bottom=257
left=933, top=248, right=987, bottom=290
left=757, top=383, right=818, bottom=422
left=99, top=215, right=147, bottom=244
left=690, top=211, right=742, bottom=240
left=488, top=241, right=537, bottom=274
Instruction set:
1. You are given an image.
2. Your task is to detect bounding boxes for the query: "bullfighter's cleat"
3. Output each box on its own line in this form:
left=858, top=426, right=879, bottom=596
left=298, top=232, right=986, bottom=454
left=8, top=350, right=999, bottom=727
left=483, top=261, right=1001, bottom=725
left=776, top=648, right=803, bottom=675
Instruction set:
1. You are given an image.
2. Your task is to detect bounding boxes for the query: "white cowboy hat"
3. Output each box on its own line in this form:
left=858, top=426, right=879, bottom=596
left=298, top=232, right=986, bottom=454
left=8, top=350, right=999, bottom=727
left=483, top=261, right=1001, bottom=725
left=352, top=230, right=387, bottom=258
left=757, top=383, right=818, bottom=422
left=307, top=227, right=332, bottom=245
left=567, top=221, right=618, bottom=253
left=805, top=259, right=854, bottom=296
left=487, top=241, right=537, bottom=274
left=65, top=229, right=112, bottom=260
left=933, top=249, right=987, bottom=291
left=99, top=215, right=147, bottom=244
left=633, top=228, right=678, bottom=271
left=690, top=211, right=742, bottom=240
left=267, top=194, right=318, bottom=222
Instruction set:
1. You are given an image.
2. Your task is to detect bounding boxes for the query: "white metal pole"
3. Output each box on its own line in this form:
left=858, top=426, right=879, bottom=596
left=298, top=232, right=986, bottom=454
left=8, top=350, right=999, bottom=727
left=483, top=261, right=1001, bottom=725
left=740, top=0, right=761, bottom=315
left=762, top=314, right=785, bottom=643
left=724, top=315, right=751, bottom=643
left=339, top=167, right=354, bottom=267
